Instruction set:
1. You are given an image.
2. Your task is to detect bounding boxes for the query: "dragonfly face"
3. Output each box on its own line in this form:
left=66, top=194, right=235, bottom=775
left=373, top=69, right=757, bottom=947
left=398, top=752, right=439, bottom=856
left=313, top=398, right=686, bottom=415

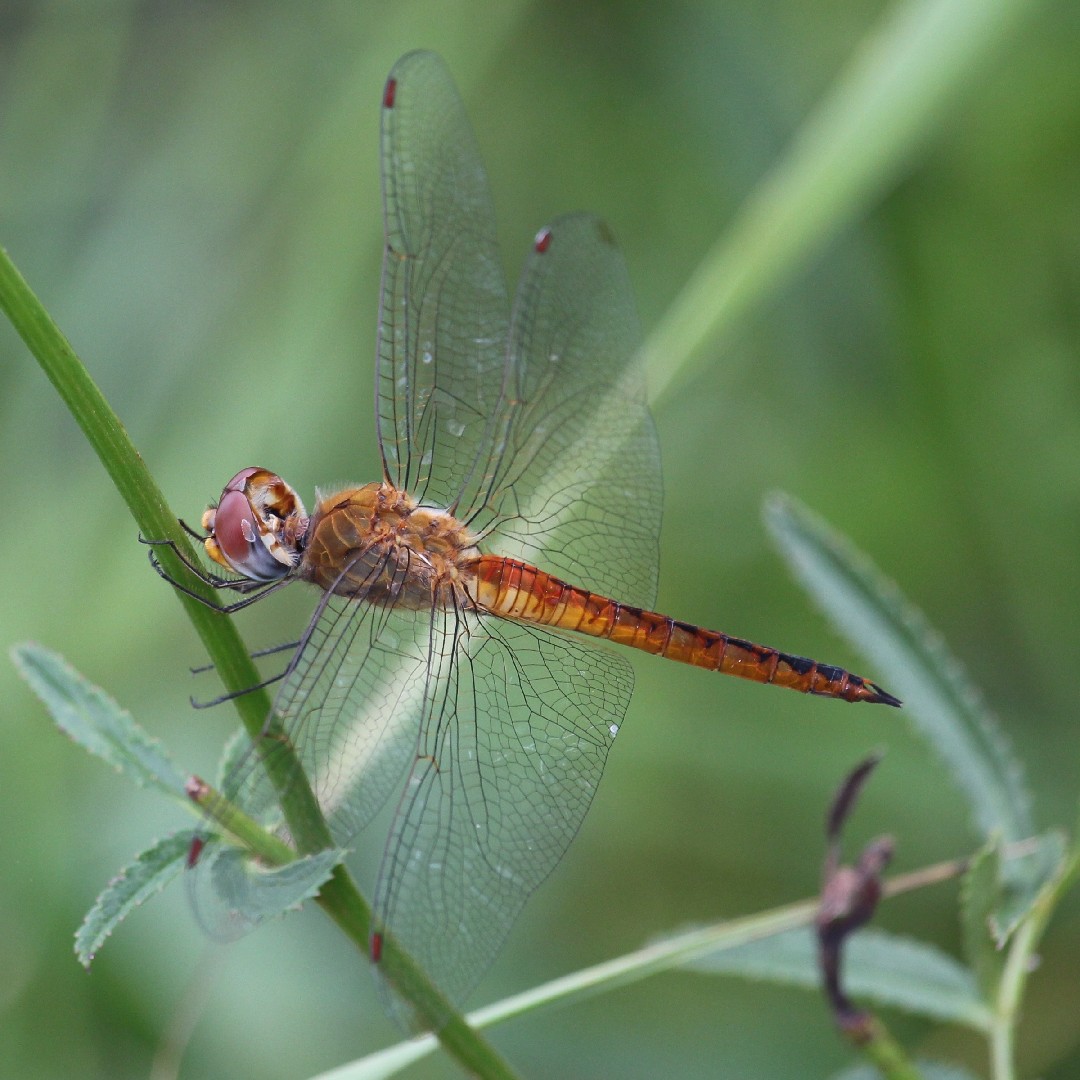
left=201, top=467, right=308, bottom=582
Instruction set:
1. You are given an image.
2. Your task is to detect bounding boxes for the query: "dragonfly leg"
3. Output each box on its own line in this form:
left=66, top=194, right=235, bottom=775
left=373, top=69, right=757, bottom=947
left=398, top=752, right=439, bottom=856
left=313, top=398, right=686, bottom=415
left=141, top=533, right=234, bottom=587
left=143, top=542, right=284, bottom=613
left=189, top=640, right=301, bottom=675
left=190, top=668, right=288, bottom=709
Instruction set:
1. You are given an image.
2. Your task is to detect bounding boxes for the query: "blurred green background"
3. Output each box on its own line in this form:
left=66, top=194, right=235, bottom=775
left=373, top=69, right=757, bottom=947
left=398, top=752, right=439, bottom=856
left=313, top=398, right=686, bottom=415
left=3, top=2, right=1079, bottom=1078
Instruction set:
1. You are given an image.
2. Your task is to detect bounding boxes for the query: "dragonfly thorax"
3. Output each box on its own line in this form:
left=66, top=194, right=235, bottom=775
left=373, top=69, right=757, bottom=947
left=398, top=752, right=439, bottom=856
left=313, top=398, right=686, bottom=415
left=299, top=481, right=481, bottom=609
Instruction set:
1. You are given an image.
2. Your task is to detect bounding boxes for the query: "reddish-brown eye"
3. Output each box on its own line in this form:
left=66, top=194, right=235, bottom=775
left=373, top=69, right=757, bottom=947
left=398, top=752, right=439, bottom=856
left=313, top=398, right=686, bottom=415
left=209, top=470, right=296, bottom=582
left=212, top=489, right=261, bottom=572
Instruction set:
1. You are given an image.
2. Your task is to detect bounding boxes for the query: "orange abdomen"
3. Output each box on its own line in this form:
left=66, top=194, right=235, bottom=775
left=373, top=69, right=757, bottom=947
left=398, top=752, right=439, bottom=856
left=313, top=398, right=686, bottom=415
left=469, top=556, right=899, bottom=706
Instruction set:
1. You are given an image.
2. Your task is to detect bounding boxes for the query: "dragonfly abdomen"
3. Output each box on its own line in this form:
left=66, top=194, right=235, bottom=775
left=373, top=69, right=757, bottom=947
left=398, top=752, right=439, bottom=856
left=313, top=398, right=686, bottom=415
left=471, top=555, right=899, bottom=706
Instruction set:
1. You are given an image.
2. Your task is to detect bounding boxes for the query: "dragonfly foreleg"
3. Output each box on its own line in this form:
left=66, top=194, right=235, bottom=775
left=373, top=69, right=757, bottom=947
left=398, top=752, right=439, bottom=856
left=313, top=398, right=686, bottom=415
left=142, top=538, right=285, bottom=613
left=141, top=533, right=236, bottom=589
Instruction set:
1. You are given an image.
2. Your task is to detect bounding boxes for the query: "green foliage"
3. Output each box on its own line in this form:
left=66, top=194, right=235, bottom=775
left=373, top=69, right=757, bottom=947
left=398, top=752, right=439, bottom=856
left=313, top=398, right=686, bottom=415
left=196, top=846, right=344, bottom=925
left=15, top=591, right=1074, bottom=1080
left=991, top=830, right=1068, bottom=944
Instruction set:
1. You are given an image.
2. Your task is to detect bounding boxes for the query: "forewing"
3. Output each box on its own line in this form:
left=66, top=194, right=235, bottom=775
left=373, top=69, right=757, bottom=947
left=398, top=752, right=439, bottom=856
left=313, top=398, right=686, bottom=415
left=476, top=213, right=662, bottom=609
left=219, top=575, right=432, bottom=849
left=377, top=51, right=511, bottom=511
left=372, top=608, right=632, bottom=1009
left=188, top=565, right=436, bottom=938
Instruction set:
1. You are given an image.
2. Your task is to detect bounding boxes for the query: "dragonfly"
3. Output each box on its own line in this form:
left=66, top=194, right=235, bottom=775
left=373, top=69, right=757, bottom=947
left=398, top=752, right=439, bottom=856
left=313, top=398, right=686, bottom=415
left=155, top=50, right=899, bottom=1011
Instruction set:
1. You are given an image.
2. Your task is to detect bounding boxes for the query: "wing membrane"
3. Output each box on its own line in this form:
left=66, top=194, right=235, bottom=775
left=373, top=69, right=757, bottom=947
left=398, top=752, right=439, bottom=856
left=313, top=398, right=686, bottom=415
left=377, top=51, right=511, bottom=512
left=221, top=567, right=432, bottom=847
left=477, top=213, right=662, bottom=608
left=372, top=608, right=633, bottom=1006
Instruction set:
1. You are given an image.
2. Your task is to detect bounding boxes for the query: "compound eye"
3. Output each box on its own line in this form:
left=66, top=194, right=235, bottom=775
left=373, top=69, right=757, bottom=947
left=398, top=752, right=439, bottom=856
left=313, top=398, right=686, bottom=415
left=210, top=485, right=291, bottom=582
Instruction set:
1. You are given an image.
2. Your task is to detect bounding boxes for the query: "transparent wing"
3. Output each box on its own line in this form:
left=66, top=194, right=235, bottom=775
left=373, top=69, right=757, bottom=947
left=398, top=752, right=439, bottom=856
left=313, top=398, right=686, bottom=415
left=189, top=570, right=437, bottom=939
left=378, top=59, right=660, bottom=607
left=372, top=607, right=633, bottom=1009
left=218, top=567, right=433, bottom=849
left=474, top=213, right=662, bottom=609
left=376, top=50, right=511, bottom=512
left=206, top=583, right=634, bottom=1010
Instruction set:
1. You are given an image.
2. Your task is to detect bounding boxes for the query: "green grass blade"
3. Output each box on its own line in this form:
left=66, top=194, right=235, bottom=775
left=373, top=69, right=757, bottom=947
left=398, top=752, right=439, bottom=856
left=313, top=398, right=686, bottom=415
left=0, top=247, right=520, bottom=1078
left=306, top=899, right=821, bottom=1080
left=644, top=0, right=1039, bottom=402
left=764, top=493, right=1034, bottom=843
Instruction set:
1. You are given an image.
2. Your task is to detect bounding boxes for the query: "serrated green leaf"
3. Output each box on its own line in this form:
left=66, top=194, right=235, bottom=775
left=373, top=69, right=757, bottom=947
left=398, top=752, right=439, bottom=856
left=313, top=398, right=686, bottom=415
left=12, top=643, right=186, bottom=798
left=204, top=845, right=345, bottom=924
left=682, top=927, right=991, bottom=1029
left=75, top=831, right=193, bottom=967
left=763, top=495, right=1033, bottom=843
left=216, top=726, right=254, bottom=789
left=994, top=830, right=1068, bottom=943
left=960, top=831, right=1068, bottom=967
left=960, top=838, right=1004, bottom=998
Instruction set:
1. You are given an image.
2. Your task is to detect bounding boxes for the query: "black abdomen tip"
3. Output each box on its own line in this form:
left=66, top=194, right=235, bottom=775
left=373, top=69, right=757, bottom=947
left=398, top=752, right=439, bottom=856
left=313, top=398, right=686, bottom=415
left=867, top=682, right=902, bottom=708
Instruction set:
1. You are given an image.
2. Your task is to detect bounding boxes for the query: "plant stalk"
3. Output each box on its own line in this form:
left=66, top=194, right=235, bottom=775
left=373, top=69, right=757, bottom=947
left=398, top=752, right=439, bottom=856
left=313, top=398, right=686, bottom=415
left=0, top=242, right=521, bottom=1080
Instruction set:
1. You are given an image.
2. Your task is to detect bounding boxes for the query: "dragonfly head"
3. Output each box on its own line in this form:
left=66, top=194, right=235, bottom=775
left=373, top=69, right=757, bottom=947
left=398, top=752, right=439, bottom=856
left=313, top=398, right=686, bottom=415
left=201, top=468, right=309, bottom=581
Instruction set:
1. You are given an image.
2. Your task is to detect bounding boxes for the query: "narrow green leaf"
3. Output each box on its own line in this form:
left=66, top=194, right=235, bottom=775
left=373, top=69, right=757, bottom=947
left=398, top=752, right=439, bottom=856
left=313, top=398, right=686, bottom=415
left=682, top=927, right=991, bottom=1030
left=960, top=839, right=1005, bottom=999
left=74, top=832, right=193, bottom=968
left=319, top=901, right=823, bottom=1078
left=763, top=494, right=1033, bottom=843
left=12, top=643, right=186, bottom=798
left=645, top=0, right=1040, bottom=402
left=307, top=1041, right=434, bottom=1080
